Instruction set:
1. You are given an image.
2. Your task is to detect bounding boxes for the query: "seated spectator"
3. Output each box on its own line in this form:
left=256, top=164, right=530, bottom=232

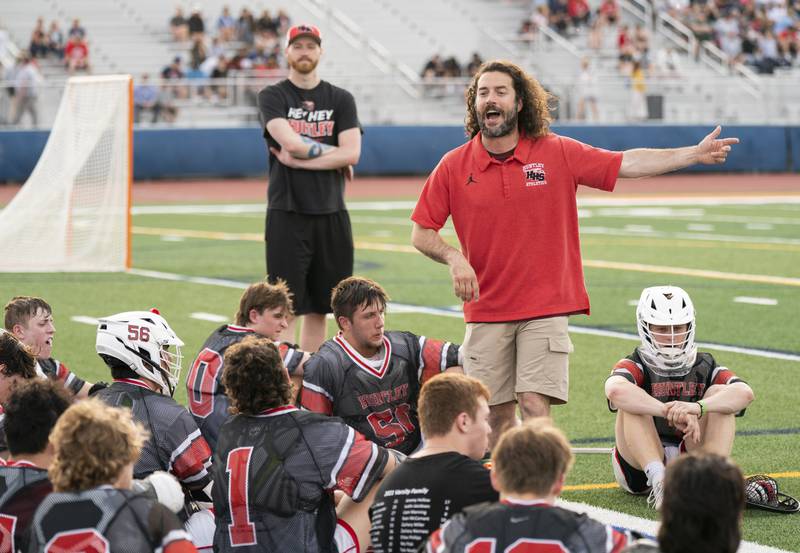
left=0, top=379, right=71, bottom=553
left=598, top=0, right=619, bottom=25
left=714, top=10, right=743, bottom=63
left=28, top=399, right=197, bottom=552
left=237, top=7, right=256, bottom=45
left=187, top=6, right=205, bottom=40
left=568, top=0, right=591, bottom=28
left=658, top=453, right=745, bottom=553
left=64, top=35, right=90, bottom=73
left=29, top=17, right=47, bottom=58
left=169, top=6, right=188, bottom=42
left=466, top=52, right=484, bottom=76
left=47, top=20, right=64, bottom=58
left=216, top=5, right=236, bottom=42
left=618, top=23, right=631, bottom=50
left=423, top=418, right=638, bottom=551
left=209, top=36, right=225, bottom=57
left=157, top=84, right=178, bottom=123
left=369, top=373, right=497, bottom=553
left=133, top=74, right=161, bottom=123
left=634, top=24, right=651, bottom=64
left=274, top=9, right=291, bottom=33
left=421, top=53, right=445, bottom=78
left=550, top=0, right=571, bottom=34
left=518, top=19, right=538, bottom=45
left=161, top=56, right=187, bottom=99
left=256, top=9, right=277, bottom=33
left=67, top=18, right=85, bottom=40
left=189, top=35, right=208, bottom=73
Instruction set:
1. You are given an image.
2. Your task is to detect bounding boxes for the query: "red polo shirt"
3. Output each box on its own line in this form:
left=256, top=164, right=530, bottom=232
left=411, top=132, right=622, bottom=323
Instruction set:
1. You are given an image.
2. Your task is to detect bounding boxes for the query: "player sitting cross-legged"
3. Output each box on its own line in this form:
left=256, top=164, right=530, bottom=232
left=605, top=286, right=754, bottom=510
left=302, top=276, right=463, bottom=455
left=212, top=335, right=401, bottom=552
left=185, top=279, right=309, bottom=452
left=28, top=399, right=197, bottom=552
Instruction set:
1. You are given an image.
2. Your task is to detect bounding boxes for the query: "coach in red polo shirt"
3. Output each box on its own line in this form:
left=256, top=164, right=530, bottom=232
left=411, top=60, right=738, bottom=447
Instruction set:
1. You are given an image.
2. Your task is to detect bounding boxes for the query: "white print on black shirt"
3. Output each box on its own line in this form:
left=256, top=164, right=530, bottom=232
left=286, top=107, right=336, bottom=138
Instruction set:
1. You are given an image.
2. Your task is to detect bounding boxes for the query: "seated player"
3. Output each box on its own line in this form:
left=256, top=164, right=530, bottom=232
left=302, top=276, right=463, bottom=454
left=93, top=310, right=213, bottom=499
left=185, top=279, right=308, bottom=451
left=212, top=335, right=401, bottom=552
left=658, top=452, right=745, bottom=553
left=0, top=331, right=38, bottom=456
left=369, top=373, right=498, bottom=553
left=0, top=379, right=71, bottom=553
left=28, top=399, right=197, bottom=552
left=605, top=286, right=754, bottom=509
left=423, top=418, right=637, bottom=552
left=4, top=296, right=99, bottom=398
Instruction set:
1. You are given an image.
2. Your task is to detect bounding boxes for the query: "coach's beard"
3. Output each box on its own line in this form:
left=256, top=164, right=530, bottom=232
left=478, top=104, right=519, bottom=138
left=289, top=58, right=319, bottom=74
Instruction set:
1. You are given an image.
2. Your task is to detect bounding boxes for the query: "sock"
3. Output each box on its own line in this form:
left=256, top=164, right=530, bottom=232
left=644, top=461, right=666, bottom=486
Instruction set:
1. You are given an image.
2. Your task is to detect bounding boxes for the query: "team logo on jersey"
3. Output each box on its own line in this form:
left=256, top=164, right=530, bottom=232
left=522, top=162, right=547, bottom=187
left=465, top=173, right=478, bottom=186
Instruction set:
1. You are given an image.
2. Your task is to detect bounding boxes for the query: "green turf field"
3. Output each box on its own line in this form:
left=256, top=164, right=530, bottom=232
left=1, top=196, right=798, bottom=550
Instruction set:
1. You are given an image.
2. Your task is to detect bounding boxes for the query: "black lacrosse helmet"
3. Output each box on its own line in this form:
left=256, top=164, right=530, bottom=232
left=745, top=475, right=799, bottom=513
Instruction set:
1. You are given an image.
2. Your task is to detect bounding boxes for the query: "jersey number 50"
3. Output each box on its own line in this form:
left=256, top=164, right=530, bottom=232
left=466, top=538, right=568, bottom=553
left=366, top=403, right=414, bottom=448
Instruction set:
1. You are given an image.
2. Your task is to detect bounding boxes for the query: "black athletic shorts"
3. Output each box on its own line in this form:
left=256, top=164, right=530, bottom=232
left=265, top=209, right=353, bottom=315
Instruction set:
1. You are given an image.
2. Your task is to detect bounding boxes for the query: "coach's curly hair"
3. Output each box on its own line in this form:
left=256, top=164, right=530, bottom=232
left=49, top=398, right=148, bottom=492
left=222, top=335, right=293, bottom=415
left=464, top=60, right=555, bottom=139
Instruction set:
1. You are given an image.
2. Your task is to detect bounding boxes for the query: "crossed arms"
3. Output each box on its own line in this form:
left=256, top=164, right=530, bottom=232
left=266, top=117, right=361, bottom=172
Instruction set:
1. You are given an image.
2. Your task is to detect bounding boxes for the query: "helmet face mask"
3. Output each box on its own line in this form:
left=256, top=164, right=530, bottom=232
left=635, top=286, right=696, bottom=377
left=96, top=311, right=184, bottom=396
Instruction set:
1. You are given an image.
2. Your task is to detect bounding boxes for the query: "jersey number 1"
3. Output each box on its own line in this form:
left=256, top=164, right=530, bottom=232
left=227, top=447, right=257, bottom=547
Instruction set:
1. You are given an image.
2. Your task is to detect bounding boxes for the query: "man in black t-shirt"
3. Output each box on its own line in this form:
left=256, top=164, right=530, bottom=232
left=258, top=23, right=362, bottom=352
left=369, top=373, right=497, bottom=553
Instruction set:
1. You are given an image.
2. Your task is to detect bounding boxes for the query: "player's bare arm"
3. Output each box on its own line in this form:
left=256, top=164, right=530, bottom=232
left=664, top=381, right=754, bottom=425
left=412, top=223, right=479, bottom=302
left=605, top=375, right=667, bottom=417
left=619, top=126, right=740, bottom=178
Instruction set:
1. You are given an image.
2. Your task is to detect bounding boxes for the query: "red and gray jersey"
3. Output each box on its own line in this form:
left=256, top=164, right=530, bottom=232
left=425, top=500, right=634, bottom=553
left=95, top=379, right=212, bottom=491
left=29, top=487, right=196, bottom=553
left=185, top=324, right=305, bottom=451
left=607, top=349, right=745, bottom=443
left=37, top=357, right=86, bottom=395
left=302, top=331, right=460, bottom=454
left=0, top=460, right=52, bottom=553
left=212, top=406, right=389, bottom=552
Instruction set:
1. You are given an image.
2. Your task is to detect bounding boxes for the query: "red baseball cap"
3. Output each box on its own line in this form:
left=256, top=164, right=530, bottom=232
left=286, top=24, right=322, bottom=47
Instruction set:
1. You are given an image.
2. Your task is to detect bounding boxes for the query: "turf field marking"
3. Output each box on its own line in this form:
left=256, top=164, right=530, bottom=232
left=555, top=499, right=793, bottom=553
left=70, top=316, right=99, bottom=325
left=687, top=223, right=714, bottom=231
left=563, top=471, right=800, bottom=493
left=190, top=312, right=228, bottom=323
left=130, top=195, right=800, bottom=216
left=133, top=227, right=800, bottom=285
left=581, top=226, right=800, bottom=248
left=734, top=297, right=778, bottom=306
left=126, top=269, right=800, bottom=363
left=746, top=223, right=775, bottom=230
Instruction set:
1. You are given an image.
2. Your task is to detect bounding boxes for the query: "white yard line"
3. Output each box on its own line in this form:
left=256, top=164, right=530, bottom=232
left=127, top=269, right=800, bottom=363
left=556, top=499, right=794, bottom=553
left=734, top=297, right=779, bottom=306
left=190, top=312, right=228, bottom=322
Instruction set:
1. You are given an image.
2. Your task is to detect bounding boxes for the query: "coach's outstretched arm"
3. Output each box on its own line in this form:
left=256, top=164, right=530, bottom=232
left=412, top=223, right=479, bottom=302
left=619, top=126, right=739, bottom=178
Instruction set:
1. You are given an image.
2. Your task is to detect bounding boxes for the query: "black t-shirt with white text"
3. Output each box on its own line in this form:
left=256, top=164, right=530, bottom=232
left=369, top=452, right=498, bottom=553
left=258, top=79, right=360, bottom=214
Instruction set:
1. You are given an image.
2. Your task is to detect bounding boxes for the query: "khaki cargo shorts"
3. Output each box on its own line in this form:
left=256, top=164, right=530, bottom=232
left=462, top=316, right=573, bottom=405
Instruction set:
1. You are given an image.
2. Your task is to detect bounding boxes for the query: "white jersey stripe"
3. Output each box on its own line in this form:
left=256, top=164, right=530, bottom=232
left=328, top=426, right=355, bottom=489
left=352, top=442, right=380, bottom=500
left=302, top=380, right=334, bottom=402
left=417, top=336, right=427, bottom=382
left=440, top=342, right=451, bottom=371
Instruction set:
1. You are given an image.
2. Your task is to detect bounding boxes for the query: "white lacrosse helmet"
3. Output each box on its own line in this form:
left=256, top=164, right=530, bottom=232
left=96, top=310, right=184, bottom=396
left=636, top=286, right=697, bottom=376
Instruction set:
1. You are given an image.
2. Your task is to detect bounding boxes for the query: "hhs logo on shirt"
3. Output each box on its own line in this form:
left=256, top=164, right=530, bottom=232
left=523, top=162, right=547, bottom=187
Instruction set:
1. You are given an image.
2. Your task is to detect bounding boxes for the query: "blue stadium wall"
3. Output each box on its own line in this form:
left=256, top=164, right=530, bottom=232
left=0, top=125, right=797, bottom=182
